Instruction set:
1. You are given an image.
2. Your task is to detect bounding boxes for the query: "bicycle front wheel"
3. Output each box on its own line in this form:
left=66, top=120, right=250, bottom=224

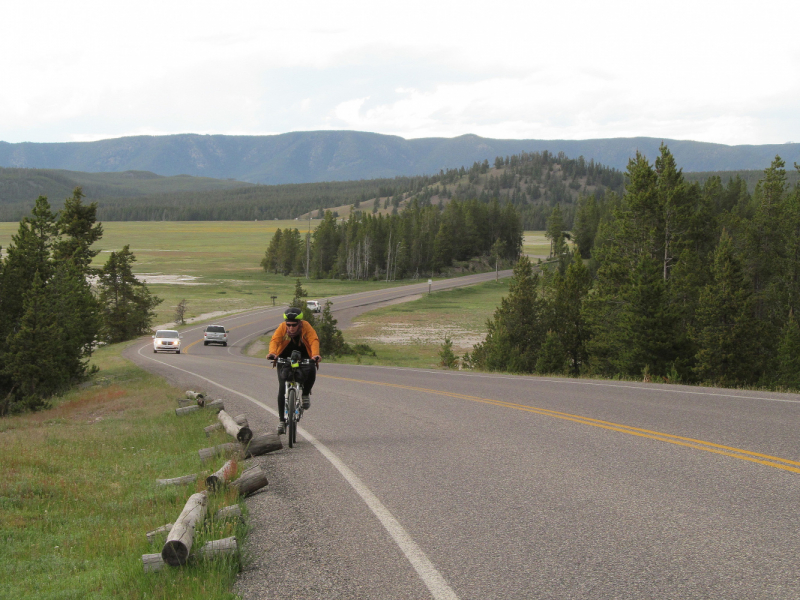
left=287, top=388, right=297, bottom=448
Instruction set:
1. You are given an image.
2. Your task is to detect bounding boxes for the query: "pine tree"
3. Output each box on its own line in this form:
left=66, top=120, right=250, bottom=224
left=549, top=251, right=591, bottom=375
left=775, top=313, right=800, bottom=389
left=535, top=331, right=567, bottom=374
left=97, top=246, right=162, bottom=343
left=2, top=272, right=65, bottom=413
left=693, top=231, right=759, bottom=386
left=316, top=301, right=346, bottom=356
left=261, top=228, right=283, bottom=274
left=472, top=256, right=547, bottom=373
left=53, top=187, right=103, bottom=273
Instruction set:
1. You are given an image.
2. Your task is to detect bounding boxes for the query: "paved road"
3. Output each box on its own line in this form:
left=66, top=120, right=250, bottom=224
left=126, top=272, right=800, bottom=600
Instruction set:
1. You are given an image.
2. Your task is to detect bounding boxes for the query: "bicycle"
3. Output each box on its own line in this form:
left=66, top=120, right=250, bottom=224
left=273, top=351, right=316, bottom=448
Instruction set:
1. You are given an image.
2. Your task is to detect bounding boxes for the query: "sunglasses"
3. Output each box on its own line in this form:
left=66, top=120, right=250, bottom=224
left=286, top=321, right=300, bottom=327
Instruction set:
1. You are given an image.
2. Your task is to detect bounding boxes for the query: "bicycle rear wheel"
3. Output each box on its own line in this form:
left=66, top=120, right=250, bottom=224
left=287, top=388, right=297, bottom=448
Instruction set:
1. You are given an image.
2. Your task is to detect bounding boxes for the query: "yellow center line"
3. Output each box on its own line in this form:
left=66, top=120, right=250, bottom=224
left=194, top=357, right=799, bottom=474
left=320, top=374, right=800, bottom=474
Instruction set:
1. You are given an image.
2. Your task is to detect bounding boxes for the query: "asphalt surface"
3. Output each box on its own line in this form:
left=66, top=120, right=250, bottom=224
left=125, top=272, right=800, bottom=600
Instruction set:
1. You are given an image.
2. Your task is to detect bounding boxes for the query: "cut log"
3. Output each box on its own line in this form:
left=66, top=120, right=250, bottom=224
left=185, top=390, right=205, bottom=400
left=142, top=553, right=165, bottom=572
left=204, top=414, right=248, bottom=436
left=218, top=410, right=253, bottom=444
left=198, top=536, right=238, bottom=560
left=231, top=466, right=268, bottom=497
left=156, top=474, right=197, bottom=486
left=162, top=491, right=208, bottom=567
left=204, top=399, right=224, bottom=413
left=176, top=399, right=223, bottom=416
left=243, top=432, right=282, bottom=457
left=206, top=459, right=237, bottom=490
left=198, top=442, right=240, bottom=463
left=177, top=398, right=194, bottom=407
left=146, top=523, right=173, bottom=543
left=215, top=505, right=242, bottom=521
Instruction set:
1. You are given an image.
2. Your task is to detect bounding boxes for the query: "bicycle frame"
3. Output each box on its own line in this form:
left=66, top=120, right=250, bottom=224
left=275, top=351, right=313, bottom=447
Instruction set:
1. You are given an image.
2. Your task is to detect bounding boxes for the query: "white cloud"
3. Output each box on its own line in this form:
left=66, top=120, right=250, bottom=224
left=2, top=0, right=799, bottom=144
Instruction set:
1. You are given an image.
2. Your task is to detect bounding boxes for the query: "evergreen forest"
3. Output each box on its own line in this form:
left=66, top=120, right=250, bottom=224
left=0, top=190, right=161, bottom=415
left=261, top=198, right=524, bottom=280
left=472, top=146, right=800, bottom=391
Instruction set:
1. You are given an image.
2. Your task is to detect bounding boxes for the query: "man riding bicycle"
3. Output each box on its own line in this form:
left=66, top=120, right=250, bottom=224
left=267, top=307, right=321, bottom=434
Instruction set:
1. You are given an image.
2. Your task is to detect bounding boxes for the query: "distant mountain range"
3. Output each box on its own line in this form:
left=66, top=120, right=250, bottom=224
left=1, top=131, right=798, bottom=184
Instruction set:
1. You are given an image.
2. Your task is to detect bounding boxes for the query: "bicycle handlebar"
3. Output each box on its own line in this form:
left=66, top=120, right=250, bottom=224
left=272, top=357, right=319, bottom=370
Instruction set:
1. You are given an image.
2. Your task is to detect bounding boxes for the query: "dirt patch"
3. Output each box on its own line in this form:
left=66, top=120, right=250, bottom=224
left=245, top=338, right=267, bottom=358
left=135, top=273, right=205, bottom=285
left=350, top=322, right=484, bottom=351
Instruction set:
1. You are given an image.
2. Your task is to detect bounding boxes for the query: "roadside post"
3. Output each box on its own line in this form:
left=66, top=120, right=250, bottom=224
left=428, top=279, right=432, bottom=295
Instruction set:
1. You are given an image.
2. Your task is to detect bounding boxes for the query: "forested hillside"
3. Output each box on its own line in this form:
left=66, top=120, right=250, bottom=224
left=263, top=198, right=523, bottom=281
left=0, top=150, right=627, bottom=224
left=2, top=131, right=799, bottom=183
left=472, top=146, right=800, bottom=390
left=0, top=167, right=252, bottom=220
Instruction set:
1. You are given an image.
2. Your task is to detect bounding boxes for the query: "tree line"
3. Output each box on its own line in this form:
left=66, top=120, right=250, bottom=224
left=472, top=146, right=800, bottom=390
left=261, top=198, right=524, bottom=280
left=0, top=189, right=161, bottom=415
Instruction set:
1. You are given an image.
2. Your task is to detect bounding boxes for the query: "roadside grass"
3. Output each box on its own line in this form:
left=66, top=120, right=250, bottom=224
left=326, top=280, right=509, bottom=369
left=0, top=342, right=249, bottom=600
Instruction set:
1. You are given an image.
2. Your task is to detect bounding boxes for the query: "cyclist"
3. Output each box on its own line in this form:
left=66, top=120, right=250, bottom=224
left=267, top=307, right=321, bottom=434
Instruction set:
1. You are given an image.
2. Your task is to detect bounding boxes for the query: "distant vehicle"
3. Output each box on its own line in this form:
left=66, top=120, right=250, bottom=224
left=306, top=300, right=321, bottom=313
left=153, top=330, right=181, bottom=353
left=203, top=325, right=229, bottom=346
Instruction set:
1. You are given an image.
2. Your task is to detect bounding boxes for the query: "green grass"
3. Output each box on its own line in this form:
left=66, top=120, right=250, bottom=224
left=325, top=280, right=509, bottom=369
left=0, top=343, right=250, bottom=600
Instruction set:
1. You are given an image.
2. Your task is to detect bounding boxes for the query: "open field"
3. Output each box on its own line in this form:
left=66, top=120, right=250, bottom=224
left=0, top=221, right=409, bottom=326
left=0, top=221, right=543, bottom=327
left=323, top=280, right=510, bottom=369
left=523, top=231, right=550, bottom=259
left=0, top=342, right=248, bottom=600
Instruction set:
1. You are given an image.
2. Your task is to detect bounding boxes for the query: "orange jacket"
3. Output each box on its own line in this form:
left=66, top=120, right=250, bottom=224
left=268, top=321, right=320, bottom=358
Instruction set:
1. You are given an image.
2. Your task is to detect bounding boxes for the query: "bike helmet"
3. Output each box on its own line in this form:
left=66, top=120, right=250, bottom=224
left=284, top=307, right=304, bottom=322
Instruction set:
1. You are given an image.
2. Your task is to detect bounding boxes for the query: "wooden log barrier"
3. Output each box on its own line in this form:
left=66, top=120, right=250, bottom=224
left=204, top=399, right=224, bottom=413
left=156, top=474, right=197, bottom=486
left=204, top=414, right=248, bottom=436
left=198, top=536, right=238, bottom=560
left=218, top=410, right=253, bottom=444
left=243, top=432, right=282, bottom=457
left=175, top=399, right=224, bottom=417
left=231, top=466, right=268, bottom=497
left=185, top=390, right=205, bottom=401
left=142, top=553, right=165, bottom=573
left=161, top=491, right=208, bottom=567
left=198, top=442, right=240, bottom=463
left=146, top=523, right=173, bottom=543
left=206, top=459, right=237, bottom=490
left=143, top=537, right=238, bottom=571
left=215, top=505, right=242, bottom=521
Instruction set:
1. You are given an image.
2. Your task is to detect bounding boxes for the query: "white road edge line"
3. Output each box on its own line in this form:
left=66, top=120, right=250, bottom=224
left=137, top=344, right=460, bottom=600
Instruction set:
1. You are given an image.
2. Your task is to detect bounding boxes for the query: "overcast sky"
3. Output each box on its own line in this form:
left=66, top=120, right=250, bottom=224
left=3, top=0, right=799, bottom=146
